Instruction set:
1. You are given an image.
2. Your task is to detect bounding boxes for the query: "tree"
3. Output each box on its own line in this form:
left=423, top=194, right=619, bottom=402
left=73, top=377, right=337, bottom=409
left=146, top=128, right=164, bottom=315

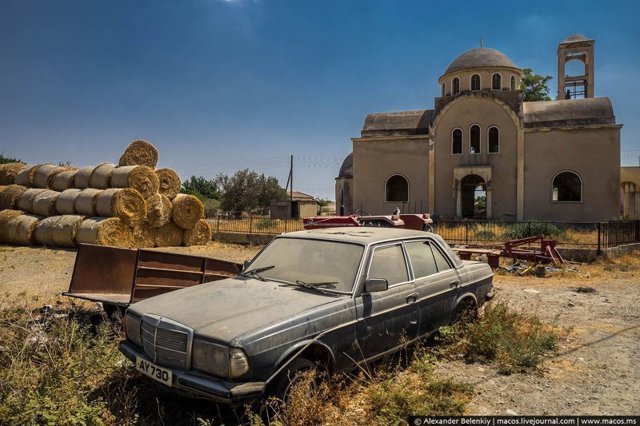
left=181, top=176, right=220, bottom=201
left=0, top=154, right=23, bottom=165
left=520, top=68, right=553, bottom=101
left=216, top=169, right=288, bottom=212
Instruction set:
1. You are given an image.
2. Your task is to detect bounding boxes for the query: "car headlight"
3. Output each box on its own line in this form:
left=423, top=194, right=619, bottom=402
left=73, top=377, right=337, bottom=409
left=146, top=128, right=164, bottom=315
left=124, top=313, right=141, bottom=346
left=192, top=339, right=250, bottom=378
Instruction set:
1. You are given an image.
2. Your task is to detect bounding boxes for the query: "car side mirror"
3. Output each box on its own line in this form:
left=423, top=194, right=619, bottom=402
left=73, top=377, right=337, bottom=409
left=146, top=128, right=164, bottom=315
left=242, top=260, right=251, bottom=271
left=364, top=278, right=388, bottom=293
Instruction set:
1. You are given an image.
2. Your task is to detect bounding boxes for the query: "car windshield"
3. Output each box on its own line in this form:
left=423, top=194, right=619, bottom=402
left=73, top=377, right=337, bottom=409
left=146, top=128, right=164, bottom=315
left=245, top=237, right=364, bottom=294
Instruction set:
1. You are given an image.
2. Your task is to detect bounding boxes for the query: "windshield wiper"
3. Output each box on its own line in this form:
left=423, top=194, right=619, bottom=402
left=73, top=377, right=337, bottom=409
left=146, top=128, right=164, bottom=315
left=240, top=265, right=275, bottom=281
left=281, top=280, right=339, bottom=295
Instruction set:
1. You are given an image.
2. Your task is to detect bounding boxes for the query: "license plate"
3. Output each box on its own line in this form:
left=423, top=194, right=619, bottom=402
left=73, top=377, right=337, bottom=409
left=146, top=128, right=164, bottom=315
left=136, top=356, right=173, bottom=386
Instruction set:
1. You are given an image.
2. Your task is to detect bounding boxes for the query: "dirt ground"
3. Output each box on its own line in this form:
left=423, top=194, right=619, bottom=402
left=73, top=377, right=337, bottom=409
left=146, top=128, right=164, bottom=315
left=0, top=242, right=638, bottom=416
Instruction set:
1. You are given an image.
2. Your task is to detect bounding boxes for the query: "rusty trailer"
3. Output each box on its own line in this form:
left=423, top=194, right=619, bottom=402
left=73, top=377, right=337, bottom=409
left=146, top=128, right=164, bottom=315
left=64, top=244, right=242, bottom=312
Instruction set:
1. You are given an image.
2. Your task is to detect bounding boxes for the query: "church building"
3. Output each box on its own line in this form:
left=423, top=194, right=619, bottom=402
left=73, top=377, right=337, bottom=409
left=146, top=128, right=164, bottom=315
left=336, top=34, right=622, bottom=222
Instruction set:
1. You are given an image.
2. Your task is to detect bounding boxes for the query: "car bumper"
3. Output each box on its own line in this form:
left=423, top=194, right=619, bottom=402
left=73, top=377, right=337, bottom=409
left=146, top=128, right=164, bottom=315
left=119, top=341, right=266, bottom=405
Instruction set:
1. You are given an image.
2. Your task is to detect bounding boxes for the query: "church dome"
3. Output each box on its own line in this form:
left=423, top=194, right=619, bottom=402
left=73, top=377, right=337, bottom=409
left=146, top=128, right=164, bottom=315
left=444, top=47, right=520, bottom=74
left=338, top=152, right=353, bottom=179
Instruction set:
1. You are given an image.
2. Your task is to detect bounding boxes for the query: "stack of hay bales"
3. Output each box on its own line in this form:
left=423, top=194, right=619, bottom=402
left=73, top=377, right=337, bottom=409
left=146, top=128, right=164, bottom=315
left=0, top=140, right=211, bottom=248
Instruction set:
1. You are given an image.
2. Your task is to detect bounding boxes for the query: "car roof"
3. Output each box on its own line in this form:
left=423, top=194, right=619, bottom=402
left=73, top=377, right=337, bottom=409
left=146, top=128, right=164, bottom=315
left=279, top=227, right=433, bottom=245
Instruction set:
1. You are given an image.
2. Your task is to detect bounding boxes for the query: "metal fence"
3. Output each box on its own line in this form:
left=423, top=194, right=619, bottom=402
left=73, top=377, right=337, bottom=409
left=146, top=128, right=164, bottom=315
left=209, top=214, right=640, bottom=253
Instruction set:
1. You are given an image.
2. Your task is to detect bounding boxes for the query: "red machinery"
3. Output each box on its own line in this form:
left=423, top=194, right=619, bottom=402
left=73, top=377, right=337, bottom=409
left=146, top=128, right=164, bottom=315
left=303, top=210, right=434, bottom=232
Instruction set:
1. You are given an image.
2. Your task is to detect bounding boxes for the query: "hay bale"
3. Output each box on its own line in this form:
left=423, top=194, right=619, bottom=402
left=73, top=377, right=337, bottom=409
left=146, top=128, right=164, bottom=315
left=0, top=185, right=27, bottom=210
left=17, top=188, right=47, bottom=212
left=3, top=214, right=40, bottom=245
left=110, top=166, right=159, bottom=199
left=118, top=139, right=159, bottom=168
left=155, top=221, right=183, bottom=247
left=0, top=209, right=24, bottom=242
left=33, top=164, right=67, bottom=188
left=51, top=169, right=78, bottom=192
left=76, top=217, right=133, bottom=247
left=171, top=194, right=204, bottom=229
left=0, top=163, right=27, bottom=185
left=132, top=222, right=156, bottom=248
left=74, top=166, right=94, bottom=189
left=95, top=188, right=146, bottom=224
left=55, top=188, right=82, bottom=215
left=182, top=219, right=212, bottom=246
left=52, top=215, right=85, bottom=247
left=14, top=164, right=40, bottom=186
left=32, top=189, right=60, bottom=216
left=146, top=194, right=172, bottom=228
left=156, top=168, right=181, bottom=200
left=89, top=162, right=116, bottom=189
left=33, top=216, right=59, bottom=246
left=75, top=188, right=102, bottom=216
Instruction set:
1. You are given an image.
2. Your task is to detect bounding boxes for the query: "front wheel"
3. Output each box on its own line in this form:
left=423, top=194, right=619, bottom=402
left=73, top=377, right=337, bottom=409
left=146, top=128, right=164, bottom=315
left=270, top=357, right=318, bottom=404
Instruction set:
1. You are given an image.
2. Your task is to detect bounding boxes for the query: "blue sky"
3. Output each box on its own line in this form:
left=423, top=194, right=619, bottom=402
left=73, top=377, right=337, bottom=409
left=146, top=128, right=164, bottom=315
left=1, top=0, right=639, bottom=200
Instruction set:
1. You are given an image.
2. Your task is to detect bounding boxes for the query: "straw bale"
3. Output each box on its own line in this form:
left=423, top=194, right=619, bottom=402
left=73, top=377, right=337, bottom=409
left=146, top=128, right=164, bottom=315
left=56, top=188, right=82, bottom=215
left=33, top=164, right=67, bottom=188
left=0, top=185, right=27, bottom=210
left=110, top=165, right=159, bottom=199
left=0, top=209, right=24, bottom=242
left=182, top=219, right=212, bottom=246
left=76, top=217, right=133, bottom=247
left=118, top=139, right=158, bottom=168
left=155, top=221, right=183, bottom=247
left=89, top=162, right=116, bottom=189
left=156, top=168, right=181, bottom=200
left=51, top=169, right=78, bottom=192
left=146, top=194, right=172, bottom=228
left=0, top=163, right=27, bottom=185
left=74, top=166, right=94, bottom=189
left=132, top=222, right=156, bottom=248
left=34, top=216, right=59, bottom=246
left=3, top=214, right=40, bottom=245
left=95, top=188, right=146, bottom=224
left=14, top=164, right=40, bottom=186
left=32, top=189, right=60, bottom=217
left=171, top=194, right=204, bottom=229
left=52, top=215, right=85, bottom=247
left=17, top=188, right=47, bottom=212
left=75, top=188, right=102, bottom=216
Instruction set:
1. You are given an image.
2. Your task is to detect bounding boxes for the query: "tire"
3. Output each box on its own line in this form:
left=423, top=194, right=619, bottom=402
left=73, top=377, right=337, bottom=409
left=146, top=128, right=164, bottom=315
left=270, top=357, right=318, bottom=403
left=451, top=300, right=478, bottom=325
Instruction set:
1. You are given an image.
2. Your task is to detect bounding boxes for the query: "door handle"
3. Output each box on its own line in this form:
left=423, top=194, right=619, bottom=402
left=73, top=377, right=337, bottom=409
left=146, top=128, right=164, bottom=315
left=449, top=279, right=460, bottom=287
left=406, top=292, right=418, bottom=304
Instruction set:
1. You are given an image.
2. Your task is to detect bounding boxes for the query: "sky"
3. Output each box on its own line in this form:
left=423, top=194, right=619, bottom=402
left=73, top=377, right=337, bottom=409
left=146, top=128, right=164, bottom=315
left=1, top=0, right=639, bottom=200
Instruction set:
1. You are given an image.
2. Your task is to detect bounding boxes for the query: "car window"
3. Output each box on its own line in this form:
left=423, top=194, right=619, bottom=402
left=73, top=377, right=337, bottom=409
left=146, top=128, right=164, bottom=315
left=368, top=244, right=409, bottom=286
left=431, top=243, right=453, bottom=272
left=405, top=241, right=438, bottom=278
left=431, top=234, right=463, bottom=267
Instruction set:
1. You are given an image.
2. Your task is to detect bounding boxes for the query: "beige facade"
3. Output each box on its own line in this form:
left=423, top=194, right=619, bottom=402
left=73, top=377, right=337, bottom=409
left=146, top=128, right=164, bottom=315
left=337, top=34, right=623, bottom=222
left=621, top=167, right=640, bottom=219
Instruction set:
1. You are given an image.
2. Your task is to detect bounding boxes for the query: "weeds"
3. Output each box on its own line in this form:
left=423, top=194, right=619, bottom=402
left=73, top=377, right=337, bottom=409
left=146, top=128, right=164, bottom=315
left=438, top=300, right=562, bottom=374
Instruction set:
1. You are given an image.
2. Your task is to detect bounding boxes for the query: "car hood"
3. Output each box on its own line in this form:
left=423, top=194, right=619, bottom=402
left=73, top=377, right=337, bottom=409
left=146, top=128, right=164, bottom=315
left=127, top=277, right=347, bottom=343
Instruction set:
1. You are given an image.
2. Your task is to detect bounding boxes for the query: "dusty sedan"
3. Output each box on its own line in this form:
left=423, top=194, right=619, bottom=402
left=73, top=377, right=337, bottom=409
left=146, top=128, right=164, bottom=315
left=119, top=228, right=493, bottom=404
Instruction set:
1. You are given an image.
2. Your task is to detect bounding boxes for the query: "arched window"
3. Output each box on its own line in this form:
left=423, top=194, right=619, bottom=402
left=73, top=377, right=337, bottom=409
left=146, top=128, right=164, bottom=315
left=452, top=129, right=463, bottom=154
left=492, top=73, right=501, bottom=90
left=470, top=125, right=480, bottom=154
left=452, top=77, right=460, bottom=95
left=552, top=172, right=582, bottom=202
left=510, top=75, right=516, bottom=90
left=386, top=175, right=409, bottom=202
left=488, top=127, right=499, bottom=153
left=471, top=74, right=480, bottom=91
left=441, top=83, right=445, bottom=96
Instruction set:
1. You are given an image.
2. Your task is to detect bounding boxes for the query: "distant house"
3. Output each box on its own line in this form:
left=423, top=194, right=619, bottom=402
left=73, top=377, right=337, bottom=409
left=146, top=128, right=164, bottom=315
left=270, top=191, right=319, bottom=219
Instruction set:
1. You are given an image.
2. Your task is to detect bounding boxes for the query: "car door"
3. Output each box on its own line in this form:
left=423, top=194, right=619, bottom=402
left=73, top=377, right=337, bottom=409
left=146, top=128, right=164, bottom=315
left=404, top=239, right=461, bottom=337
left=354, top=243, right=418, bottom=361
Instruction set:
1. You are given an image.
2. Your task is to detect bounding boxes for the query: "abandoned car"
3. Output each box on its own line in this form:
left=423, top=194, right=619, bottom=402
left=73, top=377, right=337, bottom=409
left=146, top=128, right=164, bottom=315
left=119, top=228, right=493, bottom=404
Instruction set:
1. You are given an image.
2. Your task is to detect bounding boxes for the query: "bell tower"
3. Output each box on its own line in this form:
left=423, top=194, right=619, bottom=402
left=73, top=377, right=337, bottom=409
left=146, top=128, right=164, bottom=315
left=557, top=34, right=594, bottom=100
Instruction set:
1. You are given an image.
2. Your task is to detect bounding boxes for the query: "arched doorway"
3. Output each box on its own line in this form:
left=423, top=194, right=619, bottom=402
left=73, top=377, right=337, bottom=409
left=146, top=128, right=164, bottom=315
left=461, top=174, right=486, bottom=219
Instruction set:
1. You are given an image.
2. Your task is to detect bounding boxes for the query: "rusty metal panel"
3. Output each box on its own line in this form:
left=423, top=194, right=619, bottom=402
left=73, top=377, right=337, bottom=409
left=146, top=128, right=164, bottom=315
left=67, top=244, right=138, bottom=300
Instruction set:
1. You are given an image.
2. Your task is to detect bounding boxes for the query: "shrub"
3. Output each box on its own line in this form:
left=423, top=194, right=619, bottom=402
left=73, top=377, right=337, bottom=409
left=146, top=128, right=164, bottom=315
left=501, top=222, right=565, bottom=240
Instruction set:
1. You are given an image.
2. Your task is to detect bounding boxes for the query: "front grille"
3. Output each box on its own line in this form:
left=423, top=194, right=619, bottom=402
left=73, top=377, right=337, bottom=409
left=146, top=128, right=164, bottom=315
left=141, top=314, right=193, bottom=369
